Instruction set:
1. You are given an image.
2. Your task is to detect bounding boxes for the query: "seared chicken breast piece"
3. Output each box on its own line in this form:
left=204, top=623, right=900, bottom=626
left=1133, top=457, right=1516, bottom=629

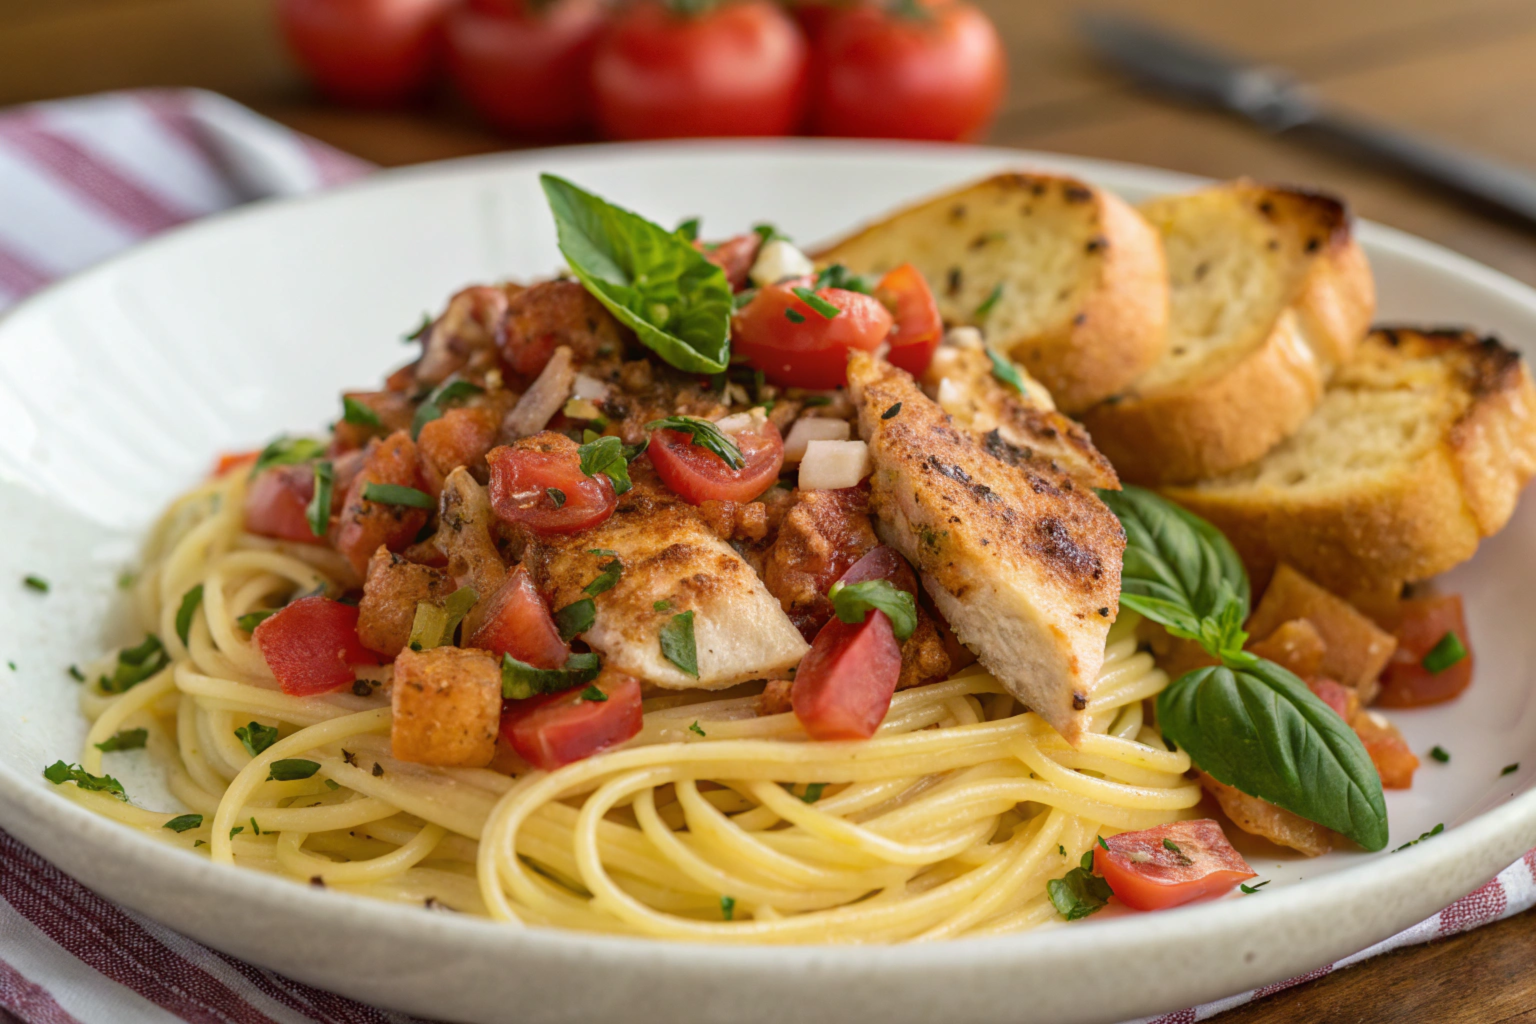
left=846, top=351, right=1125, bottom=742
left=531, top=486, right=808, bottom=689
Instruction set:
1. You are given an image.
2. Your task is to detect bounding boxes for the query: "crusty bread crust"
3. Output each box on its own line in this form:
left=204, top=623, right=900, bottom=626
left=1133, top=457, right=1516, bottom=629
left=1081, top=183, right=1375, bottom=484
left=1164, top=327, right=1536, bottom=598
left=815, top=172, right=1168, bottom=414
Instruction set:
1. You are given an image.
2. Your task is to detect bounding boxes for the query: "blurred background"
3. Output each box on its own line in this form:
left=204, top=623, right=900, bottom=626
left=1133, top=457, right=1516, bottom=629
left=2, top=0, right=1535, bottom=284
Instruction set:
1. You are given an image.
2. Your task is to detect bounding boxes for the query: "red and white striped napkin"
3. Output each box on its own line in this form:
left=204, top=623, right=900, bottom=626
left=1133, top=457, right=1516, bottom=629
left=0, top=87, right=1530, bottom=1024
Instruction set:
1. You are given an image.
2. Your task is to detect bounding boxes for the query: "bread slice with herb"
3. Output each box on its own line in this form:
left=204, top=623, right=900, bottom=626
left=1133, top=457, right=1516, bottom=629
left=1079, top=181, right=1375, bottom=485
left=813, top=172, right=1168, bottom=414
left=1163, top=327, right=1536, bottom=599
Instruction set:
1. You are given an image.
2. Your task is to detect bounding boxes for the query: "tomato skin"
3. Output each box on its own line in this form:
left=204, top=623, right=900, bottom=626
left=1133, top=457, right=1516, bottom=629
left=1094, top=820, right=1257, bottom=912
left=445, top=0, right=606, bottom=137
left=732, top=281, right=895, bottom=389
left=254, top=596, right=380, bottom=696
left=699, top=234, right=763, bottom=292
left=648, top=422, right=785, bottom=505
left=501, top=674, right=643, bottom=770
left=592, top=0, right=809, bottom=140
left=792, top=607, right=902, bottom=741
left=810, top=1, right=1005, bottom=142
left=467, top=566, right=570, bottom=669
left=214, top=450, right=259, bottom=477
left=878, top=264, right=943, bottom=377
left=486, top=433, right=618, bottom=536
left=839, top=543, right=917, bottom=593
left=1376, top=595, right=1474, bottom=708
left=277, top=0, right=452, bottom=106
left=244, top=466, right=324, bottom=545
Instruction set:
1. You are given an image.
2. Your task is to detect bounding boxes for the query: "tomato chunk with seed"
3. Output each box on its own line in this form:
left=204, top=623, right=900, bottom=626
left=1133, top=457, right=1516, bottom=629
left=501, top=673, right=643, bottom=770
left=487, top=432, right=616, bottom=536
left=468, top=566, right=570, bottom=669
left=244, top=465, right=323, bottom=544
left=254, top=596, right=379, bottom=696
left=792, top=609, right=902, bottom=741
left=877, top=263, right=942, bottom=377
left=732, top=281, right=894, bottom=389
left=1376, top=595, right=1474, bottom=708
left=1094, top=820, right=1257, bottom=912
left=648, top=421, right=784, bottom=505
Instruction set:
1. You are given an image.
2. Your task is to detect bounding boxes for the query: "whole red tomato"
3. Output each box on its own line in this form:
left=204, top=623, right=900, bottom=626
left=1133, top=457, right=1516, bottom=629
left=446, top=0, right=607, bottom=137
left=592, top=0, right=810, bottom=139
left=810, top=0, right=1005, bottom=141
left=276, top=0, right=454, bottom=105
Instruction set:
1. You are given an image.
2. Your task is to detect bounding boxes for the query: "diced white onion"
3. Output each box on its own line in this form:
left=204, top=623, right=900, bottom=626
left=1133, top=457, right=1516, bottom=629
left=798, top=440, right=871, bottom=490
left=502, top=346, right=574, bottom=440
left=936, top=377, right=970, bottom=417
left=749, top=239, right=815, bottom=288
left=714, top=408, right=769, bottom=435
left=782, top=417, right=851, bottom=462
left=945, top=326, right=985, bottom=350
left=572, top=373, right=609, bottom=401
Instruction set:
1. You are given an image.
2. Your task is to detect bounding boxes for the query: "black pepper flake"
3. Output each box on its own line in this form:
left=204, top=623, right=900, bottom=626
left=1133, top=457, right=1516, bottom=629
left=351, top=679, right=373, bottom=697
left=342, top=749, right=357, bottom=766
left=1071, top=692, right=1087, bottom=710
left=1097, top=607, right=1110, bottom=617
left=882, top=402, right=902, bottom=420
left=372, top=762, right=384, bottom=777
left=1305, top=237, right=1321, bottom=253
left=310, top=876, right=326, bottom=888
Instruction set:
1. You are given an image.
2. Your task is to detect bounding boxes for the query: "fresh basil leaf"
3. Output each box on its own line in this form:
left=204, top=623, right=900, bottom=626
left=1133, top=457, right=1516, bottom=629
left=235, top=721, right=280, bottom=757
left=250, top=436, right=325, bottom=477
left=645, top=416, right=745, bottom=469
left=407, top=587, right=479, bottom=652
left=541, top=174, right=732, bottom=374
left=1047, top=855, right=1112, bottom=920
left=175, top=584, right=204, bottom=646
left=791, top=286, right=841, bottom=320
left=585, top=557, right=622, bottom=598
left=361, top=483, right=435, bottom=509
left=163, top=813, right=203, bottom=833
left=659, top=611, right=699, bottom=678
left=752, top=223, right=790, bottom=245
left=501, top=652, right=602, bottom=701
left=1157, top=660, right=1388, bottom=851
left=553, top=598, right=596, bottom=642
left=341, top=396, right=382, bottom=428
left=268, top=759, right=321, bottom=782
left=99, top=634, right=168, bottom=693
left=95, top=728, right=148, bottom=752
left=675, top=216, right=701, bottom=241
left=827, top=579, right=917, bottom=642
left=1098, top=486, right=1251, bottom=632
left=813, top=264, right=875, bottom=294
left=577, top=434, right=641, bottom=494
left=43, top=761, right=126, bottom=800
left=785, top=308, right=806, bottom=325
left=306, top=460, right=334, bottom=539
left=411, top=378, right=484, bottom=439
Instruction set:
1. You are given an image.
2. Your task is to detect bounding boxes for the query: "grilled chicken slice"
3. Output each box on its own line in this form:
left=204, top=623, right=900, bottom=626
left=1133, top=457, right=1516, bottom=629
left=531, top=485, right=808, bottom=689
left=846, top=351, right=1125, bottom=742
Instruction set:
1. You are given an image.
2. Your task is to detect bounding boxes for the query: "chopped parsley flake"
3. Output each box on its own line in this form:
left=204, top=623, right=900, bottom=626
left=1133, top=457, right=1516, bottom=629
left=306, top=460, right=334, bottom=539
left=1239, top=880, right=1270, bottom=894
left=341, top=396, right=382, bottom=428
left=975, top=282, right=1004, bottom=318
left=95, top=728, right=148, bottom=752
left=1429, top=745, right=1450, bottom=763
left=22, top=575, right=48, bottom=594
left=720, top=895, right=736, bottom=921
left=986, top=346, right=1027, bottom=394
left=646, top=416, right=745, bottom=469
left=267, top=759, right=321, bottom=782
left=1503, top=763, right=1520, bottom=776
left=163, top=814, right=202, bottom=833
left=410, top=378, right=483, bottom=438
left=800, top=783, right=826, bottom=804
left=579, top=684, right=608, bottom=702
left=1422, top=631, right=1468, bottom=674
left=99, top=635, right=169, bottom=694
left=67, top=665, right=85, bottom=682
left=689, top=721, right=706, bottom=738
left=43, top=761, right=125, bottom=801
left=653, top=600, right=671, bottom=613
left=236, top=610, right=276, bottom=633
left=660, top=611, right=699, bottom=678
left=235, top=721, right=280, bottom=758
left=784, top=307, right=806, bottom=324
left=175, top=584, right=204, bottom=646
left=882, top=402, right=902, bottom=420
left=361, top=483, right=435, bottom=509
left=791, top=286, right=842, bottom=320
left=1393, top=823, right=1445, bottom=852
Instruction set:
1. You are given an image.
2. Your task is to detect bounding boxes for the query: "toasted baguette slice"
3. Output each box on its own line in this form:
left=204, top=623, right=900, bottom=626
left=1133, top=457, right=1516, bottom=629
left=814, top=172, right=1167, bottom=414
left=1164, top=327, right=1536, bottom=598
left=1080, top=181, right=1375, bottom=484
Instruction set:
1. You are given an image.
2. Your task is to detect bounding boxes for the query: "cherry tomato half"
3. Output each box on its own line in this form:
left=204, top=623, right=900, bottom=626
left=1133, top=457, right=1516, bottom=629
left=1376, top=595, right=1474, bottom=708
left=468, top=566, right=570, bottom=669
left=445, top=0, right=606, bottom=137
left=878, top=263, right=943, bottom=376
left=792, top=607, right=902, bottom=741
left=699, top=234, right=763, bottom=292
left=254, top=596, right=380, bottom=696
left=810, top=0, right=1005, bottom=142
left=591, top=0, right=809, bottom=140
left=487, top=432, right=618, bottom=536
left=501, top=673, right=644, bottom=770
left=1093, top=820, right=1257, bottom=912
left=244, top=465, right=323, bottom=545
left=733, top=281, right=894, bottom=389
left=648, top=421, right=785, bottom=505
left=277, top=0, right=453, bottom=106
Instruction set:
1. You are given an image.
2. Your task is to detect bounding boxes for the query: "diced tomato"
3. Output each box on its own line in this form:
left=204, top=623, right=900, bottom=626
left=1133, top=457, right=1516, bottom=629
left=214, top=450, right=259, bottom=476
left=486, top=433, right=617, bottom=535
left=1353, top=711, right=1420, bottom=789
left=1376, top=595, right=1474, bottom=708
left=1306, top=677, right=1359, bottom=722
left=1093, top=820, right=1257, bottom=912
left=838, top=543, right=917, bottom=594
left=333, top=431, right=432, bottom=577
left=732, top=280, right=895, bottom=389
left=792, top=607, right=902, bottom=741
left=253, top=596, right=380, bottom=696
left=500, top=673, right=643, bottom=770
left=698, top=234, right=762, bottom=292
left=877, top=263, right=942, bottom=377
left=244, top=465, right=323, bottom=544
left=648, top=421, right=785, bottom=505
left=467, top=566, right=570, bottom=669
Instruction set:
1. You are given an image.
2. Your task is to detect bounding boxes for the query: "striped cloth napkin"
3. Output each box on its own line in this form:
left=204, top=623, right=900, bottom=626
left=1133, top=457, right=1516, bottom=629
left=0, top=87, right=1530, bottom=1024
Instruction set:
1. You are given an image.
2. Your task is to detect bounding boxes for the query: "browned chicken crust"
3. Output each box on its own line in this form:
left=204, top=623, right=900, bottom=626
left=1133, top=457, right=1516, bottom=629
left=763, top=487, right=879, bottom=640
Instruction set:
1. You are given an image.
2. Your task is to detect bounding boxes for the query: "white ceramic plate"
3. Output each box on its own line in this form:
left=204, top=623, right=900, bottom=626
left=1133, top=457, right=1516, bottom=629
left=2, top=140, right=1535, bottom=1024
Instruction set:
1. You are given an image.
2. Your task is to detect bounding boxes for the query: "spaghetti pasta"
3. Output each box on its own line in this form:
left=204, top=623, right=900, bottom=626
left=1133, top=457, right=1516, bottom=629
left=61, top=468, right=1201, bottom=943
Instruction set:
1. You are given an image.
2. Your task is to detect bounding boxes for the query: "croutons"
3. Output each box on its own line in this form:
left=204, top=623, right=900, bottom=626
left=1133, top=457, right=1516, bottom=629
left=1247, top=564, right=1397, bottom=702
left=391, top=646, right=503, bottom=768
left=358, top=547, right=454, bottom=657
left=434, top=467, right=508, bottom=638
left=333, top=430, right=432, bottom=577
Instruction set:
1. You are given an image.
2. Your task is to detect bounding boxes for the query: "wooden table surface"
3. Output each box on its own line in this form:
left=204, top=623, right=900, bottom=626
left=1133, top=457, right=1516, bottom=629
left=4, top=0, right=1536, bottom=1019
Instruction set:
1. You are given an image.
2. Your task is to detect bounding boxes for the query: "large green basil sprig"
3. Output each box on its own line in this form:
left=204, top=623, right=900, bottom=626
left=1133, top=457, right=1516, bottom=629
left=1101, top=486, right=1389, bottom=852
left=541, top=174, right=733, bottom=374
